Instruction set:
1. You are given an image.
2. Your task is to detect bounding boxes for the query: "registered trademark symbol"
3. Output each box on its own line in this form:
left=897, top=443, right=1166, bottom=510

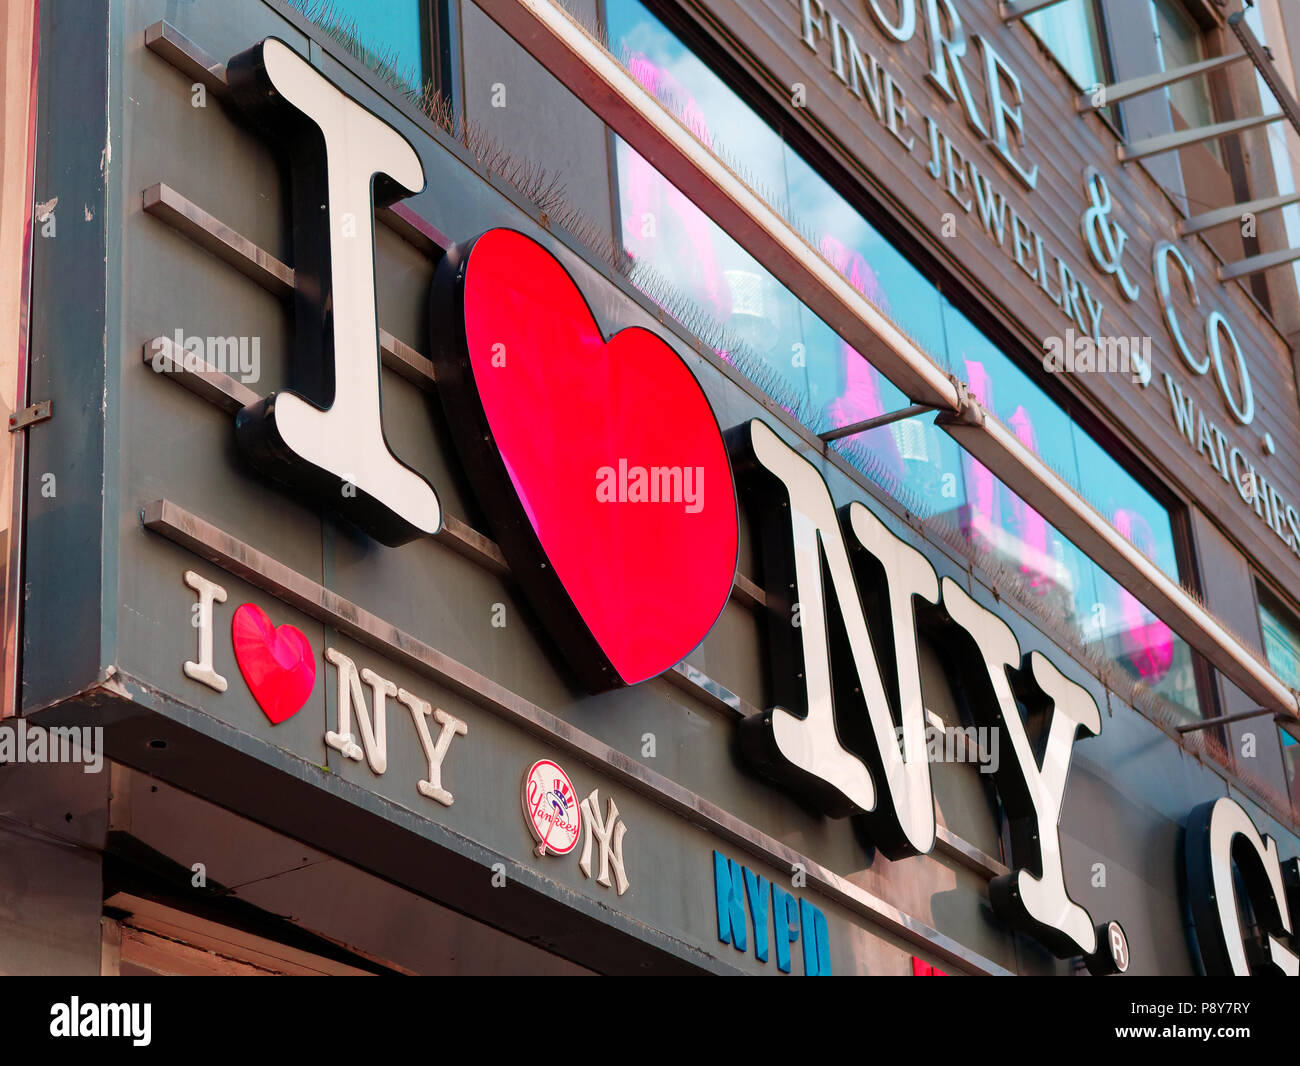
left=1084, top=919, right=1129, bottom=975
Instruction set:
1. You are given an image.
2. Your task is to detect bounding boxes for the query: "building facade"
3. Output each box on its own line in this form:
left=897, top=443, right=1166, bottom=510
left=3, top=0, right=1300, bottom=975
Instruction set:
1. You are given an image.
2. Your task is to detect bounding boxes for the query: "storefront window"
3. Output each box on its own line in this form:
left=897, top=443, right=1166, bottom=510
left=298, top=0, right=428, bottom=91
left=1259, top=591, right=1300, bottom=809
left=1259, top=592, right=1298, bottom=685
left=1151, top=0, right=1216, bottom=139
left=1025, top=0, right=1108, bottom=92
left=606, top=0, right=1201, bottom=717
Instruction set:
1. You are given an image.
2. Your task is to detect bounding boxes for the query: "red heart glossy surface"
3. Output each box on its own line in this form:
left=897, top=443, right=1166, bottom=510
left=232, top=603, right=315, bottom=724
left=444, top=228, right=738, bottom=688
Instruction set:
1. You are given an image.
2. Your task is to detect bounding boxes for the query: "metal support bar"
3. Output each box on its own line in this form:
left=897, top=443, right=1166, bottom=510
left=1119, top=112, right=1285, bottom=162
left=1229, top=11, right=1300, bottom=142
left=7, top=401, right=50, bottom=432
left=1180, top=190, right=1300, bottom=236
left=140, top=184, right=437, bottom=388
left=143, top=182, right=293, bottom=299
left=1219, top=245, right=1300, bottom=282
left=1000, top=0, right=1068, bottom=21
left=143, top=21, right=228, bottom=99
left=1077, top=52, right=1247, bottom=112
left=818, top=403, right=938, bottom=443
left=1176, top=706, right=1279, bottom=733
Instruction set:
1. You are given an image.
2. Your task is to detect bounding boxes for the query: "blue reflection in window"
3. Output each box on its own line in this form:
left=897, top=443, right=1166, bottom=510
left=1259, top=594, right=1300, bottom=809
left=328, top=0, right=425, bottom=90
left=1025, top=0, right=1107, bottom=91
left=783, top=150, right=949, bottom=363
left=608, top=3, right=788, bottom=196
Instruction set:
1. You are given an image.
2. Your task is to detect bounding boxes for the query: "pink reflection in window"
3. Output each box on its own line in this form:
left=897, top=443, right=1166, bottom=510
left=820, top=234, right=888, bottom=309
left=620, top=56, right=730, bottom=323
left=817, top=235, right=904, bottom=480
left=961, top=362, right=1001, bottom=544
left=822, top=349, right=905, bottom=485
left=1005, top=404, right=1050, bottom=593
left=959, top=363, right=1065, bottom=600
left=627, top=56, right=712, bottom=146
left=1112, top=509, right=1174, bottom=683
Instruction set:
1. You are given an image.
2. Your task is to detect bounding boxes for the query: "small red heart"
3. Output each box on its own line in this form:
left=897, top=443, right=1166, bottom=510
left=232, top=603, right=315, bottom=724
left=433, top=228, right=738, bottom=690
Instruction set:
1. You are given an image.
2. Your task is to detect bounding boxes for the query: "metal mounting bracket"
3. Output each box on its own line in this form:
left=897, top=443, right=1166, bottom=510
left=8, top=401, right=51, bottom=432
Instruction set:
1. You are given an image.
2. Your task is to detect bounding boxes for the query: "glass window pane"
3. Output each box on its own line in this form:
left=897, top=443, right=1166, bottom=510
left=1152, top=0, right=1214, bottom=131
left=607, top=0, right=787, bottom=195
left=1093, top=565, right=1197, bottom=714
left=1283, top=721, right=1300, bottom=814
left=613, top=138, right=812, bottom=420
left=1259, top=592, right=1300, bottom=809
left=782, top=149, right=949, bottom=363
left=941, top=302, right=1083, bottom=489
left=1071, top=430, right=1179, bottom=577
left=1026, top=0, right=1106, bottom=90
left=326, top=0, right=426, bottom=91
left=1261, top=592, right=1300, bottom=690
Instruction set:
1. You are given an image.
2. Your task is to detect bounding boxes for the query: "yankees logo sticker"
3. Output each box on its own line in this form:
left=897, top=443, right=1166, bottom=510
left=523, top=759, right=582, bottom=857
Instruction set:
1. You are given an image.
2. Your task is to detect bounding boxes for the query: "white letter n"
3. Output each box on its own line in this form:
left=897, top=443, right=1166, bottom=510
left=324, top=647, right=391, bottom=774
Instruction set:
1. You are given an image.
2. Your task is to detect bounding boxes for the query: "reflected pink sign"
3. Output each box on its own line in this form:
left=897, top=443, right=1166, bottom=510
left=1114, top=509, right=1174, bottom=682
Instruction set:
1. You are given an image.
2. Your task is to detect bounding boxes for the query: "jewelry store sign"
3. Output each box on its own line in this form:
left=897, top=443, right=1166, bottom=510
left=796, top=0, right=1300, bottom=557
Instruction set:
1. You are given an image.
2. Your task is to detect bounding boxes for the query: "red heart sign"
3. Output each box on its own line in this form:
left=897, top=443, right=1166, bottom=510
left=232, top=603, right=316, bottom=724
left=433, top=228, right=738, bottom=690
